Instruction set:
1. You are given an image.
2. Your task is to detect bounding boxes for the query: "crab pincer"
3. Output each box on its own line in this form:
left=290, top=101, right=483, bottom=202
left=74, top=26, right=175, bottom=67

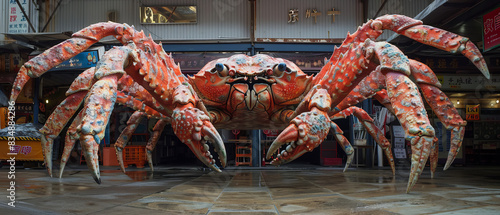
left=171, top=106, right=227, bottom=171
left=267, top=107, right=331, bottom=165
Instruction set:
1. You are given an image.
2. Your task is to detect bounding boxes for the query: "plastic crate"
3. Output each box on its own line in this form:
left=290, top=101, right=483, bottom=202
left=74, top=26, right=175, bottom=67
left=123, top=146, right=146, bottom=168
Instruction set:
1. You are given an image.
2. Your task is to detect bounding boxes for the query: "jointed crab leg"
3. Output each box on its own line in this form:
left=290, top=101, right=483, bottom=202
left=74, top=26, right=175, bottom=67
left=114, top=111, right=147, bottom=173
left=385, top=71, right=435, bottom=193
left=38, top=68, right=95, bottom=177
left=59, top=109, right=84, bottom=178
left=331, top=106, right=395, bottom=175
left=10, top=22, right=136, bottom=102
left=328, top=122, right=353, bottom=172
left=409, top=59, right=467, bottom=170
left=146, top=119, right=170, bottom=171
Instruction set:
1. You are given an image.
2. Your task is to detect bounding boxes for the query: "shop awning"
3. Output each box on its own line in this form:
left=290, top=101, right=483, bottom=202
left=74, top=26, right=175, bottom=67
left=0, top=41, right=34, bottom=53
left=4, top=32, right=73, bottom=48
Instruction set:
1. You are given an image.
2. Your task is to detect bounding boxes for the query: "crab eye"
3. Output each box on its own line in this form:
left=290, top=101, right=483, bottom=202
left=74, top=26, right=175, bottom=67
left=214, top=63, right=228, bottom=76
left=273, top=63, right=287, bottom=77
left=215, top=63, right=224, bottom=72
left=278, top=63, right=287, bottom=72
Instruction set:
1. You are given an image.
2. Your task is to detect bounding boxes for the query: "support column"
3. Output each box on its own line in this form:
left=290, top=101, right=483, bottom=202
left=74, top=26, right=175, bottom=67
left=33, top=78, right=40, bottom=125
left=251, top=130, right=260, bottom=167
left=362, top=99, right=373, bottom=168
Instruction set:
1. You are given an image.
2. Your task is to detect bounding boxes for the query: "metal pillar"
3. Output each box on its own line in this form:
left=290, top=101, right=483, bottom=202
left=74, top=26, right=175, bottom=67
left=251, top=130, right=260, bottom=167
left=33, top=78, right=40, bottom=125
left=362, top=99, right=373, bottom=167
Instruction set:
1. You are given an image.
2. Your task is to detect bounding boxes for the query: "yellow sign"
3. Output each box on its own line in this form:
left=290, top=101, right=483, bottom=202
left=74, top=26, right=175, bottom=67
left=0, top=139, right=44, bottom=161
left=465, top=104, right=480, bottom=121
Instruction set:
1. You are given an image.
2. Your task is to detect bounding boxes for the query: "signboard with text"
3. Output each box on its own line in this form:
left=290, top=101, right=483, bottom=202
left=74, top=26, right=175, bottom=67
left=49, top=49, right=101, bottom=71
left=466, top=105, right=480, bottom=121
left=8, top=0, right=29, bottom=33
left=436, top=75, right=500, bottom=91
left=483, top=7, right=500, bottom=52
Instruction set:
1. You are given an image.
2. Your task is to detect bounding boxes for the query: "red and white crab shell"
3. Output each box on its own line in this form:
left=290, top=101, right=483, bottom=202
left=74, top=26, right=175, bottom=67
left=9, top=15, right=489, bottom=193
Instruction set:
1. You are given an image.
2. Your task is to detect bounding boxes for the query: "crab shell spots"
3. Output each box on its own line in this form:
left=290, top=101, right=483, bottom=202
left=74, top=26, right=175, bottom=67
left=190, top=72, right=230, bottom=104
left=272, top=71, right=312, bottom=104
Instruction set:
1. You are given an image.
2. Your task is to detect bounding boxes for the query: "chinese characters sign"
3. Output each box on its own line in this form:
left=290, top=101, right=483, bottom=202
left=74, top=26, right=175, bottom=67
left=8, top=0, right=29, bottom=33
left=0, top=139, right=44, bottom=161
left=484, top=7, right=500, bottom=52
left=437, top=75, right=500, bottom=91
left=288, top=8, right=340, bottom=24
left=466, top=105, right=480, bottom=121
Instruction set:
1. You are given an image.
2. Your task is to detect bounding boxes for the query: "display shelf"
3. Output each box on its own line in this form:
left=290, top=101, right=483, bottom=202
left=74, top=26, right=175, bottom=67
left=228, top=139, right=252, bottom=166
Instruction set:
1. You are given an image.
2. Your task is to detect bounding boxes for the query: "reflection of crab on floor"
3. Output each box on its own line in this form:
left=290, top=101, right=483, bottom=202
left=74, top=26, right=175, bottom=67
left=9, top=15, right=490, bottom=193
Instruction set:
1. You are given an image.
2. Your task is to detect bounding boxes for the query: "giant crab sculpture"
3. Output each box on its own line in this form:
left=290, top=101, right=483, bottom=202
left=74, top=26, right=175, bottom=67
left=10, top=15, right=489, bottom=193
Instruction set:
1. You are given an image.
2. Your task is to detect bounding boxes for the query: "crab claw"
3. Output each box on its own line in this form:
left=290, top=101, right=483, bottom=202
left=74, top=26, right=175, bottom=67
left=407, top=135, right=433, bottom=193
left=171, top=106, right=226, bottom=171
left=267, top=108, right=331, bottom=165
left=444, top=126, right=465, bottom=170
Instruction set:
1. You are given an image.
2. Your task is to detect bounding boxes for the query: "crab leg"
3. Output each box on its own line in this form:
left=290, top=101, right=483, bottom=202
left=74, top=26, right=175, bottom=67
left=38, top=68, right=95, bottom=177
left=385, top=71, right=434, bottom=193
left=409, top=59, right=467, bottom=170
left=328, top=122, right=354, bottom=172
left=114, top=111, right=147, bottom=173
left=331, top=107, right=395, bottom=175
left=40, top=91, right=86, bottom=177
left=122, top=35, right=226, bottom=171
left=146, top=119, right=170, bottom=171
left=74, top=43, right=144, bottom=183
left=316, top=15, right=489, bottom=84
left=9, top=22, right=138, bottom=102
left=429, top=137, right=439, bottom=178
left=372, top=90, right=395, bottom=114
left=59, top=93, right=166, bottom=177
left=117, top=74, right=168, bottom=116
left=373, top=15, right=489, bottom=79
left=59, top=109, right=84, bottom=178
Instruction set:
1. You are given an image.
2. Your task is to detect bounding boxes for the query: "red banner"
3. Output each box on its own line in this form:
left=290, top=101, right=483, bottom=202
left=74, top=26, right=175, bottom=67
left=483, top=7, right=500, bottom=52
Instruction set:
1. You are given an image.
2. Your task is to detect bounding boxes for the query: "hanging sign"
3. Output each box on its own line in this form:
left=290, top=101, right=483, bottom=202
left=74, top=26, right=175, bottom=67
left=483, top=7, right=500, bottom=52
left=465, top=104, right=480, bottom=121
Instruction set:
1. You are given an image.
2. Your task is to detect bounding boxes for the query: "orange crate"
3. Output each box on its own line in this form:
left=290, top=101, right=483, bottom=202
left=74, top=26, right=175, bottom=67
left=123, top=146, right=146, bottom=168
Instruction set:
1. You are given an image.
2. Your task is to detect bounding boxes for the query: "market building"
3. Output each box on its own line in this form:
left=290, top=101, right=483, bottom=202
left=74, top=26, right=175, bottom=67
left=1, top=0, right=499, bottom=214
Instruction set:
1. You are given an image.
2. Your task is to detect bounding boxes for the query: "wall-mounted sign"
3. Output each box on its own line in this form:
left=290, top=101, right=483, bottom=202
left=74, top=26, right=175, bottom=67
left=327, top=8, right=340, bottom=23
left=466, top=104, right=480, bottom=121
left=436, top=75, right=500, bottom=91
left=290, top=7, right=340, bottom=24
left=288, top=9, right=299, bottom=23
left=140, top=6, right=197, bottom=24
left=48, top=47, right=104, bottom=71
left=8, top=0, right=29, bottom=33
left=305, top=9, right=321, bottom=24
left=483, top=7, right=500, bottom=52
left=50, top=50, right=98, bottom=71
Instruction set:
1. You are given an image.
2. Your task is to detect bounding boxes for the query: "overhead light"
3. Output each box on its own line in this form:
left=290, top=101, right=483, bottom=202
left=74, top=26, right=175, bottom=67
left=457, top=100, right=460, bottom=105
left=45, top=100, right=49, bottom=104
left=496, top=99, right=499, bottom=104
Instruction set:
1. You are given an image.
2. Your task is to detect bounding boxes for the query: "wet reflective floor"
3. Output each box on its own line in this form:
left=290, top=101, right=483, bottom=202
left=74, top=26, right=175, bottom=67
left=1, top=165, right=500, bottom=214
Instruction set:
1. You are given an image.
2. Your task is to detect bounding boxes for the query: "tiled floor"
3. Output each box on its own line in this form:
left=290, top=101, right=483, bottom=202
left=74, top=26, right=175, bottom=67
left=1, top=164, right=500, bottom=214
